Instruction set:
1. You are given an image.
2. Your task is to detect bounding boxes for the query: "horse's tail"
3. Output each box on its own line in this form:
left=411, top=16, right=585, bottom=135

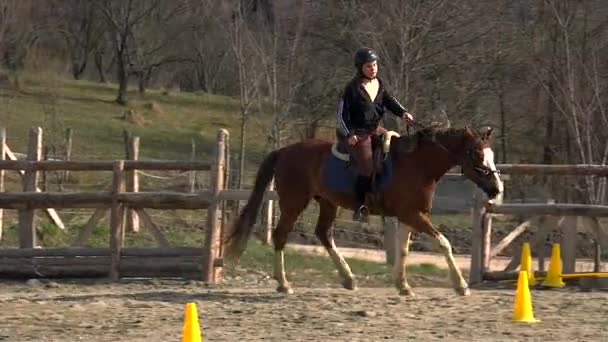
left=223, top=149, right=280, bottom=262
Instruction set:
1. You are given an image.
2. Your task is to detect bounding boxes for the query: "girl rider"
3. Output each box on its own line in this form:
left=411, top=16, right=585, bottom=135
left=336, top=47, right=414, bottom=221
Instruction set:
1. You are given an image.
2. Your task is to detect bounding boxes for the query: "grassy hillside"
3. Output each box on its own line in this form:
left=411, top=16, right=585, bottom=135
left=1, top=71, right=271, bottom=164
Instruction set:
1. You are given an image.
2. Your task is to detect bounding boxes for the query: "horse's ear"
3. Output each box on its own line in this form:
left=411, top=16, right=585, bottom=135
left=464, top=125, right=474, bottom=137
left=480, top=126, right=494, bottom=140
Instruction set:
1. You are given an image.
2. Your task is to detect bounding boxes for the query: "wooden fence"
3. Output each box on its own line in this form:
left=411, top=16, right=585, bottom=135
left=9, top=126, right=608, bottom=287
left=0, top=127, right=229, bottom=283
left=469, top=164, right=608, bottom=284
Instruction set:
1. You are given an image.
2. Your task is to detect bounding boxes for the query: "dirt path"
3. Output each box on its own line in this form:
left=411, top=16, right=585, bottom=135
left=0, top=277, right=606, bottom=341
left=287, top=243, right=599, bottom=272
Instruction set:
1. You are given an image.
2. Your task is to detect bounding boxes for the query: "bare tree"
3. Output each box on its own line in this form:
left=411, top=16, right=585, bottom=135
left=249, top=0, right=309, bottom=148
left=0, top=0, right=37, bottom=73
left=51, top=0, right=106, bottom=80
left=96, top=0, right=164, bottom=105
left=188, top=1, right=232, bottom=94
left=226, top=1, right=260, bottom=190
left=531, top=0, right=608, bottom=203
left=127, top=0, right=194, bottom=94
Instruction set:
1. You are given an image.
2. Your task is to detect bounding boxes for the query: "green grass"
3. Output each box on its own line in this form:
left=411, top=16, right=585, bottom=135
left=1, top=70, right=271, bottom=163
left=0, top=219, right=206, bottom=249
left=230, top=239, right=449, bottom=288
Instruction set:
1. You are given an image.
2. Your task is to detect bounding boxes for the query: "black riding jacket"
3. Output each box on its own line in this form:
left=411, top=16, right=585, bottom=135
left=336, top=76, right=408, bottom=137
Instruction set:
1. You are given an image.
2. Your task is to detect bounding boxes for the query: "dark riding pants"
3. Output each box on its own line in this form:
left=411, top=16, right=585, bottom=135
left=342, top=126, right=387, bottom=177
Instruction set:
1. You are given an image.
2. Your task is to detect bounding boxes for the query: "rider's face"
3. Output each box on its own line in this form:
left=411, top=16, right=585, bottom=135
left=362, top=61, right=378, bottom=79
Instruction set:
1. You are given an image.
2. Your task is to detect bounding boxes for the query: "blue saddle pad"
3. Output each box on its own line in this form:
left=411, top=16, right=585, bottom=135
left=322, top=153, right=394, bottom=194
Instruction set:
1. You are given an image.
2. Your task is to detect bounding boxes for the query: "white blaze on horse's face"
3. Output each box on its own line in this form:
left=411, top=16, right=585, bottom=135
left=482, top=147, right=504, bottom=194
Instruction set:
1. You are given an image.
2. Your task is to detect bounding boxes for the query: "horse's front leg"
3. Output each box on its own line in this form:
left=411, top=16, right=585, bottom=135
left=402, top=212, right=470, bottom=296
left=392, top=222, right=415, bottom=296
left=315, top=199, right=357, bottom=290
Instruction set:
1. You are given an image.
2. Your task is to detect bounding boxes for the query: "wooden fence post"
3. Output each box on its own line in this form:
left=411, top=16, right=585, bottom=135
left=589, top=216, right=608, bottom=272
left=261, top=179, right=275, bottom=245
left=189, top=138, right=197, bottom=192
left=18, top=127, right=42, bottom=248
left=42, top=145, right=49, bottom=191
left=63, top=128, right=72, bottom=183
left=561, top=215, right=578, bottom=274
left=383, top=215, right=398, bottom=265
left=0, top=127, right=5, bottom=240
left=110, top=160, right=125, bottom=280
left=125, top=136, right=140, bottom=233
left=469, top=188, right=485, bottom=284
left=202, top=129, right=227, bottom=283
left=482, top=212, right=493, bottom=273
left=221, top=132, right=230, bottom=252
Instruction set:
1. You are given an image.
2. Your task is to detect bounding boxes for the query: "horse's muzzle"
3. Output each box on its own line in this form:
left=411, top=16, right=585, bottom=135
left=484, top=184, right=503, bottom=200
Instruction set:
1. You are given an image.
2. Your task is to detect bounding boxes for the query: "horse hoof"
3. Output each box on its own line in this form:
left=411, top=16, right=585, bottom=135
left=398, top=288, right=415, bottom=297
left=342, top=278, right=357, bottom=291
left=276, top=285, right=294, bottom=295
left=456, top=287, right=471, bottom=296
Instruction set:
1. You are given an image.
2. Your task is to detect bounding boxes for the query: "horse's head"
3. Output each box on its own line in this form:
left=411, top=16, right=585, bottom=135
left=458, top=126, right=504, bottom=200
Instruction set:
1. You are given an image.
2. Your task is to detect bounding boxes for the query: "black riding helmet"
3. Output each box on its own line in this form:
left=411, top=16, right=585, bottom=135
left=354, top=47, right=379, bottom=73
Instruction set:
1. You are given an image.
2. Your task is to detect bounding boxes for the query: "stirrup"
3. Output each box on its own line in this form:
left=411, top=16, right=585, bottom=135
left=353, top=204, right=369, bottom=223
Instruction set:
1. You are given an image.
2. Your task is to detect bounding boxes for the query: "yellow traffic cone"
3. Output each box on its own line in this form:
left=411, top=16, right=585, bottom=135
left=182, top=302, right=203, bottom=342
left=542, top=243, right=566, bottom=288
left=520, top=242, right=536, bottom=285
left=513, top=271, right=540, bottom=323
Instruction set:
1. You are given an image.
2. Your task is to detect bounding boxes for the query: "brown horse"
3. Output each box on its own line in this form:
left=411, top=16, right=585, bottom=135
left=224, top=125, right=503, bottom=296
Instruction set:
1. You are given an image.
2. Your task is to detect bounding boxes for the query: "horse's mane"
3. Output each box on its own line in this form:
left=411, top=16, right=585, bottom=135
left=394, top=126, right=467, bottom=155
left=415, top=126, right=466, bottom=142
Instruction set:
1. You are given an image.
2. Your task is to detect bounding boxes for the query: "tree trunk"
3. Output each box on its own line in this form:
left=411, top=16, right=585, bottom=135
left=94, top=50, right=107, bottom=83
left=71, top=54, right=88, bottom=80
left=237, top=115, right=247, bottom=189
left=305, top=120, right=319, bottom=140
left=542, top=80, right=555, bottom=165
left=116, top=54, right=128, bottom=105
left=498, top=82, right=507, bottom=163
left=138, top=72, right=146, bottom=94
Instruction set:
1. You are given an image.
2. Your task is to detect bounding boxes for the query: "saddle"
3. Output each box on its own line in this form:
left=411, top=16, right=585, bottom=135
left=331, top=130, right=401, bottom=176
left=322, top=130, right=400, bottom=215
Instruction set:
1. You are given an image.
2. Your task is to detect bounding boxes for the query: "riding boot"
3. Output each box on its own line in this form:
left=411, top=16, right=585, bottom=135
left=352, top=175, right=371, bottom=222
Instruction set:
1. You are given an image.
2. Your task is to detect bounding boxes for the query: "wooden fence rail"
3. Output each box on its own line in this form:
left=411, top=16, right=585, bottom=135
left=0, top=191, right=215, bottom=209
left=485, top=202, right=608, bottom=216
left=0, top=160, right=212, bottom=171
left=497, top=164, right=608, bottom=175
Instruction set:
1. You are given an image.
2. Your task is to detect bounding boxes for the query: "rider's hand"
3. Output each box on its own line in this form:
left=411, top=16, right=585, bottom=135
left=403, top=112, right=414, bottom=124
left=347, top=135, right=359, bottom=146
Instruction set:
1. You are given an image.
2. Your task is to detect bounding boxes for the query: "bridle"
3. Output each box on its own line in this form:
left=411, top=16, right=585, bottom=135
left=405, top=120, right=501, bottom=178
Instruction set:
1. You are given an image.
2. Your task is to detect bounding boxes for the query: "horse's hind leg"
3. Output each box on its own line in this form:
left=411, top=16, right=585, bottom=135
left=314, top=199, right=357, bottom=290
left=393, top=223, right=415, bottom=296
left=272, top=197, right=310, bottom=294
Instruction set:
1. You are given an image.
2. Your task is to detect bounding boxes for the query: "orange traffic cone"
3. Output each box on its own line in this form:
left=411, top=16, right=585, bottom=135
left=513, top=271, right=540, bottom=323
left=182, top=302, right=203, bottom=342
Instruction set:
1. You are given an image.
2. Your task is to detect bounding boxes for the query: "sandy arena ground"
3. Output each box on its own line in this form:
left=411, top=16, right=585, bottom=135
left=0, top=271, right=606, bottom=342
